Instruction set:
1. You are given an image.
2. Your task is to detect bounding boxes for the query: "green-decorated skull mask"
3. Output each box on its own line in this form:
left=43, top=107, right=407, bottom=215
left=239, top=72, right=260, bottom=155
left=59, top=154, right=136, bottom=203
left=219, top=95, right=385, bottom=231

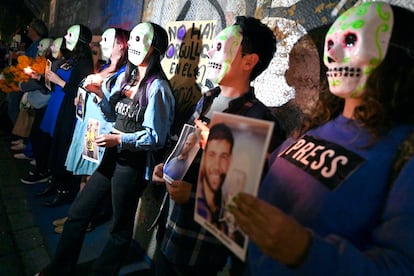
left=207, top=25, right=243, bottom=85
left=324, top=2, right=393, bottom=98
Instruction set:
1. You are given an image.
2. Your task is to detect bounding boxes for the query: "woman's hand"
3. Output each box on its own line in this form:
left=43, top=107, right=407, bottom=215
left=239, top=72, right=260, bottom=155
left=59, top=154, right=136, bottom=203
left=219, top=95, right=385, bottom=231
left=84, top=84, right=104, bottom=98
left=230, top=193, right=311, bottom=267
left=84, top=74, right=104, bottom=98
left=95, top=134, right=121, bottom=148
left=165, top=180, right=192, bottom=204
left=46, top=70, right=65, bottom=87
left=83, top=74, right=103, bottom=98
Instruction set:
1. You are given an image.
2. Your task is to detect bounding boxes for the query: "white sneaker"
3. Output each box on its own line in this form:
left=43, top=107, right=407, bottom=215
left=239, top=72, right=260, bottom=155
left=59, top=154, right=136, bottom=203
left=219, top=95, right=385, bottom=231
left=10, top=143, right=26, bottom=151
left=14, top=153, right=34, bottom=160
left=11, top=139, right=23, bottom=145
left=30, top=159, right=36, bottom=166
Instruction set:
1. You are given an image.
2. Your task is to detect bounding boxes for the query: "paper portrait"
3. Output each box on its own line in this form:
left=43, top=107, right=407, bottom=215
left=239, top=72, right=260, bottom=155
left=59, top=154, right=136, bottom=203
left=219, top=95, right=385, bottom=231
left=75, top=86, right=87, bottom=121
left=194, top=112, right=274, bottom=261
left=163, top=124, right=201, bottom=184
left=82, top=118, right=100, bottom=163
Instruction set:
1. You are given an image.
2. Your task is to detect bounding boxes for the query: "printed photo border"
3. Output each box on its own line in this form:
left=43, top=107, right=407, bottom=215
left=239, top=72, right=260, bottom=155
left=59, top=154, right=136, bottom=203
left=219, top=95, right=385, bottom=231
left=194, top=112, right=274, bottom=261
left=163, top=124, right=201, bottom=183
left=76, top=86, right=87, bottom=121
left=82, top=118, right=100, bottom=163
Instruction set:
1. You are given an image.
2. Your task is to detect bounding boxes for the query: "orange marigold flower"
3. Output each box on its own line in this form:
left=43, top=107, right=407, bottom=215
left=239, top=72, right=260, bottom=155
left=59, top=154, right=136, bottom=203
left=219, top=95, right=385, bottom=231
left=17, top=55, right=32, bottom=68
left=32, top=56, right=47, bottom=74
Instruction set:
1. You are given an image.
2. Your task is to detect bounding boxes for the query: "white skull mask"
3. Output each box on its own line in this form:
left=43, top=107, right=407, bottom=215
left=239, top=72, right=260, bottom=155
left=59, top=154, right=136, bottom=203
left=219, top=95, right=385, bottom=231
left=37, top=38, right=52, bottom=56
left=100, top=28, right=116, bottom=61
left=128, top=23, right=154, bottom=66
left=65, top=25, right=80, bottom=51
left=207, top=25, right=243, bottom=85
left=324, top=2, right=393, bottom=98
left=50, top=37, right=63, bottom=59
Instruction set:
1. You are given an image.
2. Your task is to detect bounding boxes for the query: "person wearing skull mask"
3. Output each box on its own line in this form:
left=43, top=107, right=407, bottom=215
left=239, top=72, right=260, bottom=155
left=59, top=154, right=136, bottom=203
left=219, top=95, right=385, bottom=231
left=10, top=37, right=52, bottom=159
left=47, top=27, right=130, bottom=233
left=38, top=22, right=175, bottom=275
left=65, top=27, right=129, bottom=187
left=18, top=37, right=69, bottom=189
left=38, top=37, right=72, bottom=131
left=18, top=37, right=56, bottom=185
left=8, top=19, right=49, bottom=159
left=39, top=37, right=69, bottom=139
left=42, top=24, right=94, bottom=207
left=151, top=16, right=285, bottom=275
left=229, top=2, right=414, bottom=275
left=36, top=38, right=53, bottom=57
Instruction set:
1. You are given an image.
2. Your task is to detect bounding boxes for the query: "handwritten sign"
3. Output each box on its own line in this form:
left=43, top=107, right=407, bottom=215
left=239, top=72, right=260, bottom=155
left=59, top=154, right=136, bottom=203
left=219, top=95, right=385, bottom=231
left=162, top=20, right=218, bottom=133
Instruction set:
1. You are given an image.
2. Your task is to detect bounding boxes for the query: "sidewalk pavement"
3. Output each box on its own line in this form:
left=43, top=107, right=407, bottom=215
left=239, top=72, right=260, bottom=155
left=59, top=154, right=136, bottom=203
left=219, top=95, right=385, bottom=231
left=0, top=129, right=153, bottom=275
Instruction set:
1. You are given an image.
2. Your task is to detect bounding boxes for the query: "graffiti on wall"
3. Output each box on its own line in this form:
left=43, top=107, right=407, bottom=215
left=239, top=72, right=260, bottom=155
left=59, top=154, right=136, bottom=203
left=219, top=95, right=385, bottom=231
left=142, top=0, right=414, bottom=106
left=161, top=20, right=218, bottom=133
left=143, top=0, right=360, bottom=106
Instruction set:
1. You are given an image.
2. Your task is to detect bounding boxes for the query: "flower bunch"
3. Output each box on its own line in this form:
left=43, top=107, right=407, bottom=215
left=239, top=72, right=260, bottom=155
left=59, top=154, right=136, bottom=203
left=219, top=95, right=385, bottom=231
left=31, top=56, right=47, bottom=74
left=0, top=55, right=47, bottom=93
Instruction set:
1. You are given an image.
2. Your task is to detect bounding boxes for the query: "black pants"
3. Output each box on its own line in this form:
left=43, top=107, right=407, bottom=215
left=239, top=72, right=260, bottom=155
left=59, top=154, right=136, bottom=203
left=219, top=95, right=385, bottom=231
left=45, top=148, right=147, bottom=275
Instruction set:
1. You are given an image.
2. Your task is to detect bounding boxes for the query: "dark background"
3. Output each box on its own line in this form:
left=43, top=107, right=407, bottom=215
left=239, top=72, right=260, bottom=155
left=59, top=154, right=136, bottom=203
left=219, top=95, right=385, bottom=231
left=0, top=0, right=36, bottom=42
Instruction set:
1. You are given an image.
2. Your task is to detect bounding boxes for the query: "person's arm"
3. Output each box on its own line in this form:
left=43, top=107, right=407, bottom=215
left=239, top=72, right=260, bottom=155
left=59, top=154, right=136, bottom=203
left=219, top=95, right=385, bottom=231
left=19, top=78, right=45, bottom=92
left=97, top=71, right=125, bottom=122
left=120, top=79, right=175, bottom=151
left=231, top=157, right=414, bottom=275
left=62, top=58, right=94, bottom=97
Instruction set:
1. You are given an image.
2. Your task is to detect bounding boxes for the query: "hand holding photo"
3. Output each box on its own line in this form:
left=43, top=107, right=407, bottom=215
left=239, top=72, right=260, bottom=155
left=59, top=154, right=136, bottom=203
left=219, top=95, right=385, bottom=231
left=194, top=112, right=274, bottom=261
left=75, top=86, right=87, bottom=121
left=163, top=124, right=201, bottom=183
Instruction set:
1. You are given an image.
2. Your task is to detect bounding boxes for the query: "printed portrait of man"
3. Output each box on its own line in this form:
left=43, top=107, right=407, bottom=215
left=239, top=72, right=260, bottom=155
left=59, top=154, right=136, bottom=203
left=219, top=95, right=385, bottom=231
left=196, top=123, right=234, bottom=232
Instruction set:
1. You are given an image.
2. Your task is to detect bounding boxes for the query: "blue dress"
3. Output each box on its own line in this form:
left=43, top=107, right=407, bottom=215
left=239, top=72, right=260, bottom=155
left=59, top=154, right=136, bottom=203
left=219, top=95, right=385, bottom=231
left=40, top=64, right=71, bottom=136
left=65, top=68, right=125, bottom=175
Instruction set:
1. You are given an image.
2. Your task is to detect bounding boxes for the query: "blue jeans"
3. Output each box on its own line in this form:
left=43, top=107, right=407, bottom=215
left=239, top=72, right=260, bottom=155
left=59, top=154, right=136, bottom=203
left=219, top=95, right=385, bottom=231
left=45, top=147, right=147, bottom=275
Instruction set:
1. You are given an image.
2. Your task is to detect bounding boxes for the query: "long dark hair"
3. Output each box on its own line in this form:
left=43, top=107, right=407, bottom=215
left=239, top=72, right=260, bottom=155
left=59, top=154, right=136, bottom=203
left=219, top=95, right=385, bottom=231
left=123, top=22, right=170, bottom=104
left=113, top=28, right=129, bottom=71
left=69, top=24, right=93, bottom=64
left=303, top=5, right=414, bottom=141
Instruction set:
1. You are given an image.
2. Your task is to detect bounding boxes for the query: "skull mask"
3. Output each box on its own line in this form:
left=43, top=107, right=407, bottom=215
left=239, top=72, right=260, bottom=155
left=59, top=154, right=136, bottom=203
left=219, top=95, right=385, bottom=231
left=50, top=37, right=63, bottom=59
left=207, top=25, right=243, bottom=85
left=100, top=28, right=116, bottom=61
left=37, top=38, right=52, bottom=57
left=324, top=2, right=393, bottom=98
left=65, top=25, right=80, bottom=51
left=128, top=23, right=154, bottom=66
